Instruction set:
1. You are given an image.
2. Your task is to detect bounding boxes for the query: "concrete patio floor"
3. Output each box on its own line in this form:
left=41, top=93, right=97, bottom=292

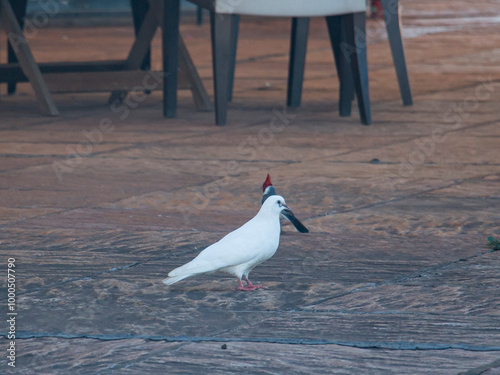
left=1, top=0, right=500, bottom=373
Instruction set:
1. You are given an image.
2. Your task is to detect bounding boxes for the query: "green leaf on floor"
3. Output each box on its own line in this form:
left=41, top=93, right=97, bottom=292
left=487, top=236, right=500, bottom=252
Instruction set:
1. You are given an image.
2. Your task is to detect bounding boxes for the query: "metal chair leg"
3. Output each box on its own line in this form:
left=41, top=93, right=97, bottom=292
left=382, top=0, right=412, bottom=106
left=228, top=15, right=239, bottom=102
left=327, top=15, right=354, bottom=117
left=343, top=12, right=371, bottom=125
left=287, top=17, right=309, bottom=108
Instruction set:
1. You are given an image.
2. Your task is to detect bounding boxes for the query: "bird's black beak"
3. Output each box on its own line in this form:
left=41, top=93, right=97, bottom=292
left=281, top=204, right=309, bottom=233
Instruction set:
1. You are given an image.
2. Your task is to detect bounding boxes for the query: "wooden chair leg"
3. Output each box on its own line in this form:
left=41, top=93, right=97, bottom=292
left=162, top=0, right=180, bottom=118
left=287, top=17, right=309, bottom=108
left=0, top=0, right=59, bottom=115
left=382, top=0, right=412, bottom=106
left=227, top=14, right=239, bottom=102
left=179, top=36, right=213, bottom=112
left=210, top=12, right=233, bottom=125
left=344, top=12, right=371, bottom=125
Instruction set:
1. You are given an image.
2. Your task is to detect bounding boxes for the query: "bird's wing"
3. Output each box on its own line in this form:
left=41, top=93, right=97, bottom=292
left=168, top=220, right=268, bottom=277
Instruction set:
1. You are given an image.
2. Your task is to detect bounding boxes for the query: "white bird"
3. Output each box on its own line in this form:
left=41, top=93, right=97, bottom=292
left=163, top=195, right=308, bottom=291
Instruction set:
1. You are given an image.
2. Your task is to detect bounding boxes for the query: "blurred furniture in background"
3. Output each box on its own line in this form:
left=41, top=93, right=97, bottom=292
left=196, top=5, right=204, bottom=25
left=184, top=0, right=370, bottom=125
left=0, top=0, right=57, bottom=114
left=284, top=0, right=412, bottom=115
left=0, top=0, right=212, bottom=116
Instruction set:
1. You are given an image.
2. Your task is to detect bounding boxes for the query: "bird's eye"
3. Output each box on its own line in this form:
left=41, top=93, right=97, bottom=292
left=277, top=200, right=282, bottom=206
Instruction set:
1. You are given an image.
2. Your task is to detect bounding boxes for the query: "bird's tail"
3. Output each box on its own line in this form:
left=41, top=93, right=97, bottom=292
left=163, top=258, right=215, bottom=286
left=162, top=273, right=192, bottom=285
left=162, top=260, right=204, bottom=285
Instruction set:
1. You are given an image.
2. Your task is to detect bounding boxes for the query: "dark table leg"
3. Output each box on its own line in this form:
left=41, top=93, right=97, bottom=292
left=163, top=0, right=179, bottom=118
left=7, top=0, right=27, bottom=95
left=210, top=12, right=233, bottom=126
left=131, top=0, right=151, bottom=71
left=196, top=6, right=203, bottom=25
left=0, top=0, right=58, bottom=115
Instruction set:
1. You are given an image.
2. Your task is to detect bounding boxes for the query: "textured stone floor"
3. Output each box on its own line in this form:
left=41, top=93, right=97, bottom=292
left=1, top=1, right=500, bottom=374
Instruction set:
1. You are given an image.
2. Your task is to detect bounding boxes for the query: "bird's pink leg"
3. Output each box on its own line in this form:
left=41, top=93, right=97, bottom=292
left=243, top=275, right=268, bottom=290
left=234, top=278, right=257, bottom=291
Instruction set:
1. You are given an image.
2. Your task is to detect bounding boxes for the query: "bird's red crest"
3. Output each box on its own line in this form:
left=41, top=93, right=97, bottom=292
left=262, top=174, right=273, bottom=191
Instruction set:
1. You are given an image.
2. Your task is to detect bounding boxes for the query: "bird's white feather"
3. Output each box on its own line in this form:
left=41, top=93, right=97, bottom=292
left=162, top=273, right=191, bottom=285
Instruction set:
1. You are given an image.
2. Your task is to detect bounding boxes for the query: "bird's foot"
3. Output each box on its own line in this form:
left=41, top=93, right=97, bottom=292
left=242, top=276, right=268, bottom=290
left=234, top=285, right=258, bottom=292
left=234, top=278, right=268, bottom=291
left=235, top=278, right=257, bottom=291
left=251, top=284, right=268, bottom=290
